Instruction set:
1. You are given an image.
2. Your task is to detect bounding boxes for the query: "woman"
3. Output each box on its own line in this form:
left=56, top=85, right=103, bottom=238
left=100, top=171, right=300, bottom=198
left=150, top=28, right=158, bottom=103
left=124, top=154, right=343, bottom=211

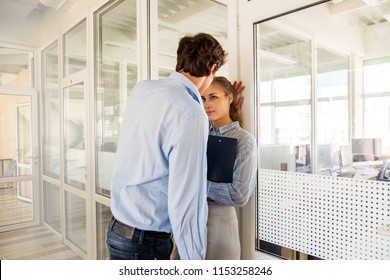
left=170, top=77, right=257, bottom=260
left=202, top=76, right=257, bottom=260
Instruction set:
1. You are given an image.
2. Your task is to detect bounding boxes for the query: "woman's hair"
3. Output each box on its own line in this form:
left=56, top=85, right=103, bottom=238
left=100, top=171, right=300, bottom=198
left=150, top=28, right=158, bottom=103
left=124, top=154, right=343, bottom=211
left=175, top=33, right=227, bottom=77
left=212, top=76, right=243, bottom=126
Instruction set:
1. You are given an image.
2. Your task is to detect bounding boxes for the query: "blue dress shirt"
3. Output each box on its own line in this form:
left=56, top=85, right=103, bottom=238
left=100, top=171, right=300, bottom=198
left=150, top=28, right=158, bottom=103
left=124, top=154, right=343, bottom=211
left=207, top=122, right=257, bottom=206
left=110, top=72, right=209, bottom=260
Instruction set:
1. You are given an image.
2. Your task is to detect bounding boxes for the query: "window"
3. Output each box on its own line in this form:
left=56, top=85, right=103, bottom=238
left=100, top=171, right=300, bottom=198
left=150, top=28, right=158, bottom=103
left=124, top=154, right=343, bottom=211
left=42, top=41, right=60, bottom=179
left=94, top=0, right=137, bottom=197
left=254, top=0, right=390, bottom=260
left=0, top=47, right=34, bottom=87
left=256, top=13, right=351, bottom=176
left=363, top=57, right=390, bottom=155
left=156, top=0, right=228, bottom=78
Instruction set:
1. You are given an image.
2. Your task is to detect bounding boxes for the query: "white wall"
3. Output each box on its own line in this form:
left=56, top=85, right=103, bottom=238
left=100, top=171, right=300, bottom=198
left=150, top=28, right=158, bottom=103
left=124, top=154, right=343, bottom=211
left=39, top=0, right=106, bottom=47
left=0, top=11, right=40, bottom=47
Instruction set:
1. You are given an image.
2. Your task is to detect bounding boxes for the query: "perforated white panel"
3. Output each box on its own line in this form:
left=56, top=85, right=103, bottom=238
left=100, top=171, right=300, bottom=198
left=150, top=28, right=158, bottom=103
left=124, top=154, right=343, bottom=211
left=258, top=169, right=390, bottom=259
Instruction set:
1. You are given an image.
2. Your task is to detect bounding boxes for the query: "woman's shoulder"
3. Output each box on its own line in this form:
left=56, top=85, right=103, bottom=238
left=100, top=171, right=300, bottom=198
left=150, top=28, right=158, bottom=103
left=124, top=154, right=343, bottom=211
left=233, top=126, right=256, bottom=146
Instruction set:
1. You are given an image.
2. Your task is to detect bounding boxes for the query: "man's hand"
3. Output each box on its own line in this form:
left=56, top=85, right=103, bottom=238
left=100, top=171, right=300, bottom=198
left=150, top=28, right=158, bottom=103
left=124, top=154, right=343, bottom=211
left=232, top=81, right=245, bottom=111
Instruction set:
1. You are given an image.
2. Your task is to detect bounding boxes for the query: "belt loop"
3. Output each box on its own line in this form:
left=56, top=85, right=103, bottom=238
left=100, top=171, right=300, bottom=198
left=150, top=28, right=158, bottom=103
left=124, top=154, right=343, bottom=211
left=138, top=230, right=145, bottom=244
left=108, top=217, right=116, bottom=232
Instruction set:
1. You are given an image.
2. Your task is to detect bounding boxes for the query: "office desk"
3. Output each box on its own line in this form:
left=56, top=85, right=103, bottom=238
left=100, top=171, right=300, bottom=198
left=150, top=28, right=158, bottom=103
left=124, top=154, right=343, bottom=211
left=353, top=168, right=379, bottom=180
left=352, top=160, right=385, bottom=180
left=353, top=160, right=383, bottom=168
left=336, top=161, right=383, bottom=180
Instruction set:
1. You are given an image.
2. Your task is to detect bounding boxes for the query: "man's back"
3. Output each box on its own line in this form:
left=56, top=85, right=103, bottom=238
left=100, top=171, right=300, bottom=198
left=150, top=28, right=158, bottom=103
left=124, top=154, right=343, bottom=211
left=110, top=72, right=209, bottom=259
left=107, top=32, right=227, bottom=260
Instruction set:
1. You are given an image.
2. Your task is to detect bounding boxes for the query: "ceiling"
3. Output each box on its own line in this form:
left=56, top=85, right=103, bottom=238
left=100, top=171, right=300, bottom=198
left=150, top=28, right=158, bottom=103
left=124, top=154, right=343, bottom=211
left=2, top=0, right=389, bottom=79
left=0, top=0, right=77, bottom=21
left=1, top=0, right=389, bottom=26
left=256, top=0, right=390, bottom=78
left=329, top=0, right=390, bottom=27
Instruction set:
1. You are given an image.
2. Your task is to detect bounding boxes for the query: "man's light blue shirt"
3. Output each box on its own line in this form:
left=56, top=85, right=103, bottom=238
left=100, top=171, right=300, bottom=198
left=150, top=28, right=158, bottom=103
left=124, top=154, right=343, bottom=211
left=110, top=72, right=209, bottom=260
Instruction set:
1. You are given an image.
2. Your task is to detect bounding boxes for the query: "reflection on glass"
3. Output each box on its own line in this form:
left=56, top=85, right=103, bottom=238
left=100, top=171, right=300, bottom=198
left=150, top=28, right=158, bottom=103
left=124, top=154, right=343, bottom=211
left=255, top=0, right=390, bottom=260
left=157, top=0, right=228, bottom=78
left=316, top=46, right=350, bottom=175
left=63, top=20, right=86, bottom=77
left=43, top=181, right=61, bottom=234
left=363, top=57, right=390, bottom=156
left=64, top=83, right=85, bottom=190
left=96, top=203, right=112, bottom=260
left=42, top=41, right=60, bottom=179
left=0, top=47, right=34, bottom=87
left=94, top=0, right=137, bottom=197
left=0, top=94, right=31, bottom=171
left=17, top=104, right=32, bottom=170
left=257, top=25, right=352, bottom=176
left=0, top=94, right=33, bottom=227
left=65, top=191, right=86, bottom=253
left=257, top=23, right=312, bottom=172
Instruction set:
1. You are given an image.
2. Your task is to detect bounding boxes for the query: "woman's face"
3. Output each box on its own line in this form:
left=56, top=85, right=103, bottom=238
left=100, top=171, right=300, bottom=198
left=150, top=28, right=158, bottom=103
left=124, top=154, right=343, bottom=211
left=201, top=83, right=233, bottom=128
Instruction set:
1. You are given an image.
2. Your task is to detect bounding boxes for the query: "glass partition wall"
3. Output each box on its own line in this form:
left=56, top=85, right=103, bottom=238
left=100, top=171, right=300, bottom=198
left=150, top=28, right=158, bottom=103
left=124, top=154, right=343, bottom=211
left=62, top=20, right=88, bottom=258
left=42, top=41, right=61, bottom=234
left=94, top=0, right=138, bottom=259
left=257, top=22, right=350, bottom=175
left=255, top=0, right=390, bottom=259
left=0, top=46, right=39, bottom=232
left=41, top=19, right=88, bottom=258
left=156, top=0, right=228, bottom=79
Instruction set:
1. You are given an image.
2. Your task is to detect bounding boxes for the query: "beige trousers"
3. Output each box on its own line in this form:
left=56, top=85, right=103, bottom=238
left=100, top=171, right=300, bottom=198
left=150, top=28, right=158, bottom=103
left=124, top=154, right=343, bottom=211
left=170, top=203, right=240, bottom=260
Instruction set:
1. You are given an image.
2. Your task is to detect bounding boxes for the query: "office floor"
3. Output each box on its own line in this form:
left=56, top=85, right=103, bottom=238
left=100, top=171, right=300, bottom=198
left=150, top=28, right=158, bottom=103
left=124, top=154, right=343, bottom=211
left=0, top=225, right=81, bottom=260
left=0, top=185, right=81, bottom=260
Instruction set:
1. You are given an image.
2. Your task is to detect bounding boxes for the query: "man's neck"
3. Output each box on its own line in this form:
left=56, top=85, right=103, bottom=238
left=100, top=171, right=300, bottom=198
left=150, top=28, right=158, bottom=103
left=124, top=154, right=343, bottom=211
left=179, top=71, right=206, bottom=92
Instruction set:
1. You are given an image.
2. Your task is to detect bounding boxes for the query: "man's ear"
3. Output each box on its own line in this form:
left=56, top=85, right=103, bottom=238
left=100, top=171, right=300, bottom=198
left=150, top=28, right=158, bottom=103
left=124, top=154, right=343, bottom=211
left=209, top=64, right=217, bottom=76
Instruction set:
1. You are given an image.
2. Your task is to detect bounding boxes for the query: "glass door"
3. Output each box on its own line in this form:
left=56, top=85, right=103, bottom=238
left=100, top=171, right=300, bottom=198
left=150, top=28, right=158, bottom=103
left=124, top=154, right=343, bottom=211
left=0, top=90, right=40, bottom=231
left=62, top=70, right=89, bottom=258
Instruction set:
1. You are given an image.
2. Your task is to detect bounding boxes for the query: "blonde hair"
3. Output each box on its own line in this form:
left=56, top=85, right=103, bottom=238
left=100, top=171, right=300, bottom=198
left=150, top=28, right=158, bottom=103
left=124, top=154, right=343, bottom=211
left=211, top=76, right=242, bottom=126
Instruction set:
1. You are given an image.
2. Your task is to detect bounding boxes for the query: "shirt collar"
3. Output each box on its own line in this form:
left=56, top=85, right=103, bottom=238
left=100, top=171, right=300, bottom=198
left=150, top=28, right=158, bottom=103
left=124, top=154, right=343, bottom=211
left=209, top=121, right=240, bottom=134
left=167, top=72, right=201, bottom=103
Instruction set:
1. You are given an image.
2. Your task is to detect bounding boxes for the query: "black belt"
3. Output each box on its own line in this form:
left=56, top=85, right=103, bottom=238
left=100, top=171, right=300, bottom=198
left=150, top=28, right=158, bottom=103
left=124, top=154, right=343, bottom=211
left=113, top=219, right=171, bottom=239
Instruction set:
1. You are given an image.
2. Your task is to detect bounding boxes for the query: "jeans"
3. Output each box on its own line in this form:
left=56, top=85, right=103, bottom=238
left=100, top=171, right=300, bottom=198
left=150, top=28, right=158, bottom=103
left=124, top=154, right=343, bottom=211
left=106, top=217, right=173, bottom=260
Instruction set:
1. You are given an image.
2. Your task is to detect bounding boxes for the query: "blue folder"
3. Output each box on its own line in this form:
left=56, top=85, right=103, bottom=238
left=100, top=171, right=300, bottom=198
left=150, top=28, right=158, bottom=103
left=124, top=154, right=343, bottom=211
left=207, top=135, right=238, bottom=183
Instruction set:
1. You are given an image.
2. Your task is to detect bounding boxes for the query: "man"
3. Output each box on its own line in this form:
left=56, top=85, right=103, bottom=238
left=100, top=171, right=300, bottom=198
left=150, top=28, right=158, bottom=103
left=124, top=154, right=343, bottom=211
left=107, top=33, right=227, bottom=260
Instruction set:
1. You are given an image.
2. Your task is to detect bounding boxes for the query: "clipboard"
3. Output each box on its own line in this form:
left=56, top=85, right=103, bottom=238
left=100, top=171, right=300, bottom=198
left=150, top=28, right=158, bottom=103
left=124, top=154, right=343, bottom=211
left=207, top=135, right=238, bottom=183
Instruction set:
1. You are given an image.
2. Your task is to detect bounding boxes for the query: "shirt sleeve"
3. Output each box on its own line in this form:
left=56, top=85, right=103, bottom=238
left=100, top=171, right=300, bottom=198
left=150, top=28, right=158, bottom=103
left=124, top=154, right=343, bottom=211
left=167, top=114, right=209, bottom=260
left=207, top=133, right=257, bottom=207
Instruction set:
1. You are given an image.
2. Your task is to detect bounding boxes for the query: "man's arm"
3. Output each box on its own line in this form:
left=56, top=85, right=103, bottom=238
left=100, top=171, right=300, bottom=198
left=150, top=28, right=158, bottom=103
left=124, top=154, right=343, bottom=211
left=167, top=115, right=209, bottom=260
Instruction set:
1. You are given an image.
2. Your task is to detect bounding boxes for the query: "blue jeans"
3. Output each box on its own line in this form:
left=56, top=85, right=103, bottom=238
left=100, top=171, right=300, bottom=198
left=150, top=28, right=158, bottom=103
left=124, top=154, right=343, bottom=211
left=106, top=217, right=173, bottom=260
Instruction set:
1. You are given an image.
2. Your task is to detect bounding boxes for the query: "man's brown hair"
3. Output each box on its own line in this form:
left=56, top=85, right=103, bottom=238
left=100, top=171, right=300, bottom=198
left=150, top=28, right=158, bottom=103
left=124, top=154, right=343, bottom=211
left=175, top=33, right=227, bottom=77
